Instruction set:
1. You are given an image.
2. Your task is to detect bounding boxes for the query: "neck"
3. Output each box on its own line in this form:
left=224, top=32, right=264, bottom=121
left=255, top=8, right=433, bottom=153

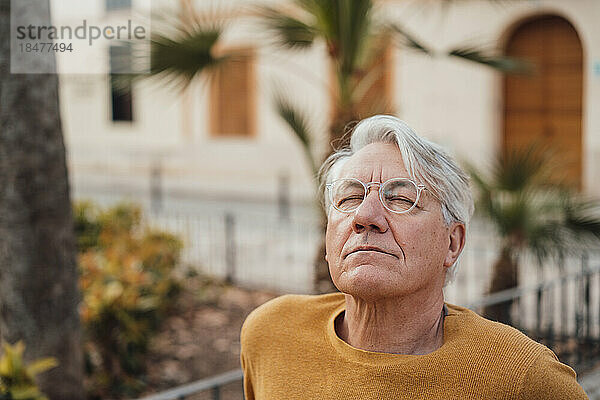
left=336, top=291, right=446, bottom=355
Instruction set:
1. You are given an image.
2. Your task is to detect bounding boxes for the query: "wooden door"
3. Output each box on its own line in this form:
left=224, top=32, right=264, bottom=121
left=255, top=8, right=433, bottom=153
left=503, top=15, right=583, bottom=188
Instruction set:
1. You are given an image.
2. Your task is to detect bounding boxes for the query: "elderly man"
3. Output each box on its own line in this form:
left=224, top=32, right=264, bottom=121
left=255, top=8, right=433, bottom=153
left=240, top=115, right=587, bottom=399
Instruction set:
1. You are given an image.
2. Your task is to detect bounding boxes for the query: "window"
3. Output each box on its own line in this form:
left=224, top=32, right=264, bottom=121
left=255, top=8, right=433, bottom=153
left=106, top=0, right=131, bottom=11
left=210, top=49, right=255, bottom=137
left=109, top=44, right=133, bottom=122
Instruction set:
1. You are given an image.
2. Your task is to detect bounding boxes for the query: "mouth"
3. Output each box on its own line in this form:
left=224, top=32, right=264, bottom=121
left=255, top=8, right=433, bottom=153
left=345, top=246, right=398, bottom=259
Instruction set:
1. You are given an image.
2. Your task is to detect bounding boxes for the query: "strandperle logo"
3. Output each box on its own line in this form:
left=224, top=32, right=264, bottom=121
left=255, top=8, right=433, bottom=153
left=10, top=0, right=151, bottom=74
left=15, top=19, right=147, bottom=46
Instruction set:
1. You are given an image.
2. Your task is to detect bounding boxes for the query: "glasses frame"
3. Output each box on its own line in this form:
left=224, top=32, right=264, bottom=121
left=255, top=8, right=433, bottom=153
left=326, top=177, right=430, bottom=214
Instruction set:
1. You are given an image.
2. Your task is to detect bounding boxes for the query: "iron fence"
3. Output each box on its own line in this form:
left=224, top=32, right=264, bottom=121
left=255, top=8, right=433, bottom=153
left=469, top=258, right=600, bottom=372
left=145, top=210, right=599, bottom=306
left=145, top=210, right=322, bottom=294
left=135, top=369, right=243, bottom=400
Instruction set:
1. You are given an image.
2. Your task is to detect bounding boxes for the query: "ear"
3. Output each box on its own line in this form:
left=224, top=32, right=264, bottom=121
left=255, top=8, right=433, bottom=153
left=443, top=222, right=466, bottom=268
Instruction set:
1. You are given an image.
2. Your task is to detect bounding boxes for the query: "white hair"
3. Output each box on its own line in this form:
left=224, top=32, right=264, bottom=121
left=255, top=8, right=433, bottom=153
left=319, top=115, right=474, bottom=285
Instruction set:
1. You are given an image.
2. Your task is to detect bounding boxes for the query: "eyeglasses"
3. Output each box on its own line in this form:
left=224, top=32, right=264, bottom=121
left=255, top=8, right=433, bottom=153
left=326, top=177, right=431, bottom=214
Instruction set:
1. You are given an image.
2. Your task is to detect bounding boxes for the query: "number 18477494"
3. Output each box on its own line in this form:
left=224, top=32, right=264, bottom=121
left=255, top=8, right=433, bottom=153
left=19, top=42, right=73, bottom=53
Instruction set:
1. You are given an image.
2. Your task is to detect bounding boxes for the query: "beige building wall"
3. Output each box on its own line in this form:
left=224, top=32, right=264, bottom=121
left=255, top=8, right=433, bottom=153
left=60, top=0, right=600, bottom=215
left=389, top=0, right=600, bottom=195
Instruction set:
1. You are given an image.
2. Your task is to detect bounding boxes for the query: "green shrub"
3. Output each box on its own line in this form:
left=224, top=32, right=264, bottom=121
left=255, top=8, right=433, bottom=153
left=76, top=202, right=182, bottom=399
left=73, top=201, right=103, bottom=253
left=0, top=341, right=57, bottom=400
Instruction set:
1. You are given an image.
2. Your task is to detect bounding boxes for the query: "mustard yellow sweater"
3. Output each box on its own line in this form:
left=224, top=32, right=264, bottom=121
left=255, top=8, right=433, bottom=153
left=240, top=293, right=588, bottom=399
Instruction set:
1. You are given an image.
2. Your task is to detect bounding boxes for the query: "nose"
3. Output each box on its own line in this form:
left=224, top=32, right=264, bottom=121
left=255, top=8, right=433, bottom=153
left=352, top=189, right=389, bottom=234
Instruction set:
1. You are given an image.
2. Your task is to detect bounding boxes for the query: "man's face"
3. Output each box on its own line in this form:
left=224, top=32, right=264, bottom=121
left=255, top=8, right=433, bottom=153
left=325, top=142, right=464, bottom=302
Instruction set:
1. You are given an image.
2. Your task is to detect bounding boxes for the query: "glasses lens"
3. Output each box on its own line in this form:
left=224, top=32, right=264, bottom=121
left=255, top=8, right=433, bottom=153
left=382, top=179, right=419, bottom=213
left=330, top=179, right=365, bottom=212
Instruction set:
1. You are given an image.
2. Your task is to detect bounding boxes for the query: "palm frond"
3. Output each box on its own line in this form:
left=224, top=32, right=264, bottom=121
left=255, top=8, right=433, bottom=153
left=527, top=196, right=600, bottom=261
left=449, top=46, right=532, bottom=74
left=273, top=94, right=312, bottom=149
left=565, top=198, right=600, bottom=241
left=272, top=91, right=318, bottom=175
left=304, top=0, right=374, bottom=77
left=389, top=23, right=432, bottom=55
left=492, top=144, right=551, bottom=191
left=260, top=6, right=316, bottom=50
left=296, top=0, right=335, bottom=39
left=470, top=144, right=600, bottom=264
left=338, top=0, right=374, bottom=75
left=527, top=221, right=568, bottom=263
left=149, top=24, right=224, bottom=88
left=465, top=162, right=490, bottom=193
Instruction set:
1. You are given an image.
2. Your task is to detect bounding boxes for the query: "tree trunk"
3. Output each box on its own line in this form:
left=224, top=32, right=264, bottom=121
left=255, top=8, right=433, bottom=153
left=484, top=247, right=519, bottom=325
left=0, top=1, right=84, bottom=399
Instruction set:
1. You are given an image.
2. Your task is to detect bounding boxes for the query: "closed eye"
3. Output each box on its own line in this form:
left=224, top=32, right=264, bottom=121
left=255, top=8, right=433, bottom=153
left=338, top=196, right=363, bottom=206
left=387, top=196, right=414, bottom=204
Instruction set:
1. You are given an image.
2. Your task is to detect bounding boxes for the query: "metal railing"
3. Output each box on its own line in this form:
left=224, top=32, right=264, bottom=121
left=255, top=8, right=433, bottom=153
left=135, top=369, right=243, bottom=400
left=146, top=210, right=321, bottom=294
left=469, top=259, right=600, bottom=373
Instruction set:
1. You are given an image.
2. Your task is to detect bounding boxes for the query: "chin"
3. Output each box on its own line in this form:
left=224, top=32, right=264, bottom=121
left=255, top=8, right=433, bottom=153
left=332, top=264, right=401, bottom=302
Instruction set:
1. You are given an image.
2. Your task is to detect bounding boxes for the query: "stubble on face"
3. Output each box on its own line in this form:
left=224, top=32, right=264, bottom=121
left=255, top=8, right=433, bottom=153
left=325, top=143, right=451, bottom=301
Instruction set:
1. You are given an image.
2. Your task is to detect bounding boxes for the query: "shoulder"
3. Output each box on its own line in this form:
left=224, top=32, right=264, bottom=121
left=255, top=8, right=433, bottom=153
left=241, top=292, right=344, bottom=346
left=519, top=346, right=587, bottom=398
left=445, top=303, right=546, bottom=357
left=243, top=293, right=344, bottom=329
left=445, top=304, right=586, bottom=398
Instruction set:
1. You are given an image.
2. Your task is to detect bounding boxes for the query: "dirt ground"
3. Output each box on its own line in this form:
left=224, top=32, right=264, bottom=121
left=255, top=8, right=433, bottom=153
left=140, top=275, right=278, bottom=398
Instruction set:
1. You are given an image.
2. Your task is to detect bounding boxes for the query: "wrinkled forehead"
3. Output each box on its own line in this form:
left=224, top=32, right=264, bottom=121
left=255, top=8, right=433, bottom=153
left=334, top=143, right=409, bottom=182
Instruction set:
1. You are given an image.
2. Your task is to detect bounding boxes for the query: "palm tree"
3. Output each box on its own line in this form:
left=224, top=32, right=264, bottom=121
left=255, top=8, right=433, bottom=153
left=148, top=0, right=525, bottom=143
left=261, top=0, right=528, bottom=291
left=469, top=146, right=600, bottom=324
left=0, top=1, right=84, bottom=399
left=144, top=0, right=527, bottom=292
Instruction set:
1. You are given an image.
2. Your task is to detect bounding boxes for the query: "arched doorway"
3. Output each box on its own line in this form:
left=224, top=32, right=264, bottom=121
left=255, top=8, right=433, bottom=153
left=503, top=15, right=583, bottom=188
